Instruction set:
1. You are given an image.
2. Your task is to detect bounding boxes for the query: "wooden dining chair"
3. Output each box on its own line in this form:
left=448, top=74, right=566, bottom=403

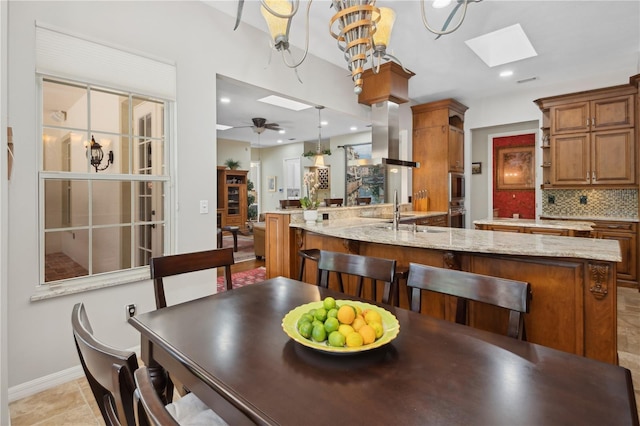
left=356, top=197, right=372, bottom=205
left=317, top=250, right=396, bottom=304
left=134, top=366, right=228, bottom=426
left=406, top=263, right=531, bottom=339
left=150, top=248, right=235, bottom=309
left=298, top=248, right=321, bottom=282
left=72, top=302, right=166, bottom=426
left=279, top=199, right=301, bottom=209
left=324, top=198, right=343, bottom=207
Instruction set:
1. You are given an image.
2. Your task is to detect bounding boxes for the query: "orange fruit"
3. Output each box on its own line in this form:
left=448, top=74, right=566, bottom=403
left=352, top=316, right=366, bottom=332
left=359, top=324, right=376, bottom=345
left=337, top=305, right=356, bottom=325
left=369, top=321, right=384, bottom=339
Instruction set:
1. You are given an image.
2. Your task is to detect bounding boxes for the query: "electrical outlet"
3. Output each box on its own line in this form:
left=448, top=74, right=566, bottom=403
left=199, top=200, right=208, bottom=214
left=548, top=195, right=555, bottom=204
left=579, top=195, right=588, bottom=205
left=126, top=304, right=136, bottom=319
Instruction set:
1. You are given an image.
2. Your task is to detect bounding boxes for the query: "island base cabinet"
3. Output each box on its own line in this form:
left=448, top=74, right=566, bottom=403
left=296, top=230, right=618, bottom=364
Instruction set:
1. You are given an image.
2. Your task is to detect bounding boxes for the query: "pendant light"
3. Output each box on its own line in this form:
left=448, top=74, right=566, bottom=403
left=314, top=105, right=325, bottom=167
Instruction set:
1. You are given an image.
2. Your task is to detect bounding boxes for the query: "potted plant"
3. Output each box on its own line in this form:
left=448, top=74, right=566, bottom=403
left=224, top=158, right=241, bottom=170
left=300, top=171, right=320, bottom=224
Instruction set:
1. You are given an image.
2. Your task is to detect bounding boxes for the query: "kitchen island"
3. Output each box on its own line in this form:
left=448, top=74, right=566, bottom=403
left=265, top=209, right=621, bottom=364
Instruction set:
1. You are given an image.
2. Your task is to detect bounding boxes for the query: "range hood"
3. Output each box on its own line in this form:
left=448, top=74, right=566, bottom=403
left=347, top=101, right=419, bottom=168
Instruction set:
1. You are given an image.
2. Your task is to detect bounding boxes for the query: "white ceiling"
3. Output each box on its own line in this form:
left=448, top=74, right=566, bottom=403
left=210, top=0, right=640, bottom=147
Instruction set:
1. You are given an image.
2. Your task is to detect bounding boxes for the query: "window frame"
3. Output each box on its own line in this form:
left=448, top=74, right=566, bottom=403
left=34, top=74, right=175, bottom=300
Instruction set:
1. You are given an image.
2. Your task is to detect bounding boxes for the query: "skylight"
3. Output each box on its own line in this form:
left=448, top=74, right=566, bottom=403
left=465, top=24, right=537, bottom=67
left=258, top=95, right=313, bottom=111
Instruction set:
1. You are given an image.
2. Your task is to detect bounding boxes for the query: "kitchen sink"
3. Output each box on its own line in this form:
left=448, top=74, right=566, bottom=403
left=373, top=223, right=446, bottom=233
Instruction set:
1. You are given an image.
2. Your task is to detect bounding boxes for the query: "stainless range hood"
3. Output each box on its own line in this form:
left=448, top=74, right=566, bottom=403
left=347, top=100, right=419, bottom=168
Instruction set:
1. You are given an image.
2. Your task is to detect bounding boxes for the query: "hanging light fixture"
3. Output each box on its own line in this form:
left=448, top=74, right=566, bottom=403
left=87, top=135, right=113, bottom=173
left=235, top=0, right=481, bottom=93
left=314, top=105, right=326, bottom=167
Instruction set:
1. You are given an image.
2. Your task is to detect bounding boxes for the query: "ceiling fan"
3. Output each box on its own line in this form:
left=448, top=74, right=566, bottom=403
left=234, top=117, right=282, bottom=134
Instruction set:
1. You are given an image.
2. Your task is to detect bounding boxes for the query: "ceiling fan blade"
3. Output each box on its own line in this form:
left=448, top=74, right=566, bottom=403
left=265, top=123, right=281, bottom=130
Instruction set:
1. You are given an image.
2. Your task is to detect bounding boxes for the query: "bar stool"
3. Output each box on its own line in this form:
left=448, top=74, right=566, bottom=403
left=298, top=249, right=321, bottom=282
left=221, top=225, right=239, bottom=252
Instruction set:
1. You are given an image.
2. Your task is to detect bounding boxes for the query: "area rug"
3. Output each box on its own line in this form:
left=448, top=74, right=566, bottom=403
left=217, top=266, right=266, bottom=292
left=222, top=234, right=256, bottom=263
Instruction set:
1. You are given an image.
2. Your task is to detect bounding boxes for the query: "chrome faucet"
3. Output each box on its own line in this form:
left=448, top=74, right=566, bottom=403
left=393, top=190, right=400, bottom=230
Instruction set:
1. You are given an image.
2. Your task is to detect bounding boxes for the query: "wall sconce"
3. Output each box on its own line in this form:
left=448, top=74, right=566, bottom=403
left=87, top=135, right=113, bottom=172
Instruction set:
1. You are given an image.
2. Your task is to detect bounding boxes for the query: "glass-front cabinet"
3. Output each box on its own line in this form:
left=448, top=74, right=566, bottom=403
left=217, top=167, right=248, bottom=231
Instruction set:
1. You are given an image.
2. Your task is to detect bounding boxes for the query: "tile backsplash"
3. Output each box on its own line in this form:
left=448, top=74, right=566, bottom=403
left=541, top=189, right=638, bottom=218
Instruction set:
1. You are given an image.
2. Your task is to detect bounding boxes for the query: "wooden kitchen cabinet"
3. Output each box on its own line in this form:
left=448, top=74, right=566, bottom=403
left=535, top=84, right=637, bottom=188
left=551, top=129, right=635, bottom=185
left=591, top=220, right=637, bottom=287
left=411, top=99, right=468, bottom=213
left=551, top=95, right=635, bottom=134
left=417, top=214, right=448, bottom=227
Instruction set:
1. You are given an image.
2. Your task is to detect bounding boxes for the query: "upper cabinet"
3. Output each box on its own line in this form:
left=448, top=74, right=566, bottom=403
left=535, top=84, right=637, bottom=188
left=411, top=99, right=468, bottom=212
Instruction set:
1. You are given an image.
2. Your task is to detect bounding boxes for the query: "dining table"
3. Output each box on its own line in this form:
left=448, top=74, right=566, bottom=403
left=129, top=276, right=639, bottom=425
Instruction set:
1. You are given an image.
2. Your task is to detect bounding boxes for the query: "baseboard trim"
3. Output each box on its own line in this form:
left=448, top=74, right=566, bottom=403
left=8, top=365, right=84, bottom=403
left=8, top=345, right=140, bottom=403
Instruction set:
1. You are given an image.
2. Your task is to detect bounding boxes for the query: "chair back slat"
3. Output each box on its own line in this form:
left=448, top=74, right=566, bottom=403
left=72, top=303, right=141, bottom=426
left=317, top=251, right=396, bottom=304
left=406, top=263, right=531, bottom=339
left=150, top=248, right=234, bottom=309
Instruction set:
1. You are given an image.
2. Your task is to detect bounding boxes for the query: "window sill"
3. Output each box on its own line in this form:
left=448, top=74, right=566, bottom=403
left=30, top=268, right=150, bottom=302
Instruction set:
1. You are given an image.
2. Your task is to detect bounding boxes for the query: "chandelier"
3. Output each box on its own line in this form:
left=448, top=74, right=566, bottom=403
left=235, top=0, right=481, bottom=94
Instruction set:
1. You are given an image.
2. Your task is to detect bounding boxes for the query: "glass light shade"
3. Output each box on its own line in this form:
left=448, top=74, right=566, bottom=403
left=261, top=0, right=292, bottom=41
left=314, top=154, right=325, bottom=167
left=432, top=0, right=452, bottom=8
left=373, top=7, right=396, bottom=48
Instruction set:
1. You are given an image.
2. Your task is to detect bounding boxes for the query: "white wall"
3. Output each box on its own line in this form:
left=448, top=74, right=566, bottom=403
left=4, top=0, right=369, bottom=398
left=217, top=138, right=251, bottom=171
left=0, top=0, right=8, bottom=421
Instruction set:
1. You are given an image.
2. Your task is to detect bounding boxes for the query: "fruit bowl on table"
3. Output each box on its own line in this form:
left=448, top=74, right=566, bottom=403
left=281, top=300, right=400, bottom=355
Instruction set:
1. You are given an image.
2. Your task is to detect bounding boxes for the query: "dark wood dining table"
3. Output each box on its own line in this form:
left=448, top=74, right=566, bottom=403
left=129, top=277, right=639, bottom=425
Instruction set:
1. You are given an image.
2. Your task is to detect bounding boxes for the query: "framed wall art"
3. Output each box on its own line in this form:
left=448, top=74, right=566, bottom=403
left=496, top=146, right=535, bottom=190
left=267, top=176, right=276, bottom=192
left=471, top=162, right=482, bottom=174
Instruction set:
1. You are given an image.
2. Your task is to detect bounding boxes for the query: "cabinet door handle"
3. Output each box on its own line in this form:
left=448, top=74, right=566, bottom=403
left=592, top=117, right=595, bottom=127
left=592, top=171, right=596, bottom=182
left=586, top=172, right=590, bottom=183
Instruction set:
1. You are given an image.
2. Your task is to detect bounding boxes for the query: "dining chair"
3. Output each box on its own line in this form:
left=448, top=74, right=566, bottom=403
left=72, top=302, right=166, bottom=426
left=150, top=248, right=235, bottom=309
left=134, top=366, right=228, bottom=426
left=298, top=248, right=321, bottom=282
left=324, top=198, right=343, bottom=207
left=317, top=250, right=396, bottom=304
left=406, top=263, right=531, bottom=339
left=356, top=197, right=372, bottom=205
left=279, top=199, right=301, bottom=209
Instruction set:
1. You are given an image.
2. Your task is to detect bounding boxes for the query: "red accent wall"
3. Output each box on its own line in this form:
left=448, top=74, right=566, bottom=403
left=493, top=134, right=535, bottom=219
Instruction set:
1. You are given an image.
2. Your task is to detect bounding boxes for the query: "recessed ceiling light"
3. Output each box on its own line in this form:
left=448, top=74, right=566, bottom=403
left=350, top=126, right=358, bottom=131
left=216, top=124, right=232, bottom=130
left=321, top=121, right=328, bottom=126
left=277, top=139, right=283, bottom=144
left=465, top=23, right=537, bottom=68
left=278, top=129, right=286, bottom=134
left=258, top=95, right=313, bottom=111
left=220, top=97, right=230, bottom=104
left=500, top=70, right=514, bottom=78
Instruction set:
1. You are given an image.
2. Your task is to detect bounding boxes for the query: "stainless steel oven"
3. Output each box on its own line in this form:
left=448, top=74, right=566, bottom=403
left=449, top=200, right=466, bottom=228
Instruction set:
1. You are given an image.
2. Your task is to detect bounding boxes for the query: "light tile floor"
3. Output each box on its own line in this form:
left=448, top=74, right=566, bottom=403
left=9, top=288, right=640, bottom=425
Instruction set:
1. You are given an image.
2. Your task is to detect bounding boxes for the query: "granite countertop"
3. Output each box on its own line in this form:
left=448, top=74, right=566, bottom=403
left=473, top=218, right=595, bottom=231
left=290, top=220, right=621, bottom=262
left=540, top=214, right=639, bottom=223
